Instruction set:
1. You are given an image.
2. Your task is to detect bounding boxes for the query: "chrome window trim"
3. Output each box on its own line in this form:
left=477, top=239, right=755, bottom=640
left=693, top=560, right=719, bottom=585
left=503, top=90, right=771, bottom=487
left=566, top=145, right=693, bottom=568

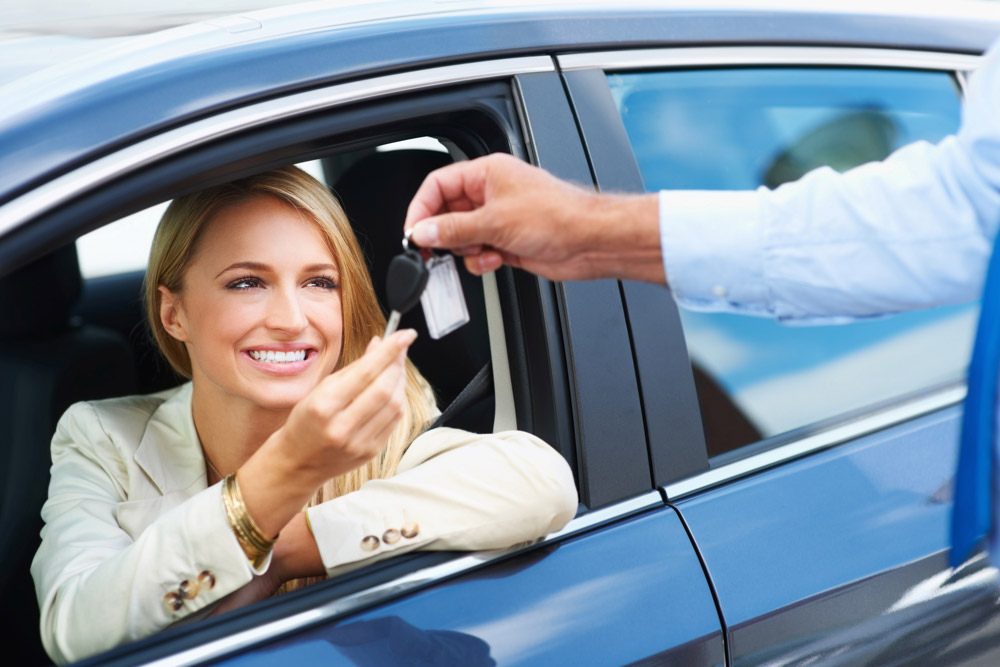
left=664, top=385, right=966, bottom=501
left=0, top=55, right=554, bottom=240
left=558, top=46, right=983, bottom=72
left=144, top=490, right=664, bottom=667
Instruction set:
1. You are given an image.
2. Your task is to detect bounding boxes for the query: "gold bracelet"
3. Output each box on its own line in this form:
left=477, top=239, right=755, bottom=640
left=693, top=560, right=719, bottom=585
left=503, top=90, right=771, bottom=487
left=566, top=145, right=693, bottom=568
left=229, top=474, right=276, bottom=550
left=222, top=474, right=277, bottom=568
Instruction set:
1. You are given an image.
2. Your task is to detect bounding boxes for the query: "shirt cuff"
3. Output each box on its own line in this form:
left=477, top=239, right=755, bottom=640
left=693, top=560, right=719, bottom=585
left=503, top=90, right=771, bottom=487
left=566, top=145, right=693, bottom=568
left=659, top=189, right=772, bottom=315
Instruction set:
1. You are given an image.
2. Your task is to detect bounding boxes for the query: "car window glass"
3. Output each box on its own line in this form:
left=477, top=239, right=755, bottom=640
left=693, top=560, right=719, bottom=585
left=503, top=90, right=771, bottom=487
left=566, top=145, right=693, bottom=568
left=608, top=67, right=973, bottom=457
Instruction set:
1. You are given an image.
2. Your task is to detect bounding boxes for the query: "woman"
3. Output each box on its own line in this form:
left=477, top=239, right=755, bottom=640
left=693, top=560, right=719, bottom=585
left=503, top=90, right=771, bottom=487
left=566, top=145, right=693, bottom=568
left=31, top=166, right=577, bottom=664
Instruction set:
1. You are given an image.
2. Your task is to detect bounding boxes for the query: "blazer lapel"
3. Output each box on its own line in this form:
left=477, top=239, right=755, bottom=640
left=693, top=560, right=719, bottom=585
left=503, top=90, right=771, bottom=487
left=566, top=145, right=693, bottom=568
left=133, top=382, right=207, bottom=496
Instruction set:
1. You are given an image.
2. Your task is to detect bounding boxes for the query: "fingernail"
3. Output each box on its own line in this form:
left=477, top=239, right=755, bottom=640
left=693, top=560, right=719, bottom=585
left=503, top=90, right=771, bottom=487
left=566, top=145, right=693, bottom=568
left=400, top=329, right=418, bottom=344
left=411, top=222, right=438, bottom=247
left=477, top=254, right=502, bottom=273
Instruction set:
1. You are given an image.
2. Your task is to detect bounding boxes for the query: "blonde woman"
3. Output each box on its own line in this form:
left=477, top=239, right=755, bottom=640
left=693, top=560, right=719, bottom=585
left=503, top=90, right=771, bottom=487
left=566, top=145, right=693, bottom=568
left=31, top=166, right=577, bottom=664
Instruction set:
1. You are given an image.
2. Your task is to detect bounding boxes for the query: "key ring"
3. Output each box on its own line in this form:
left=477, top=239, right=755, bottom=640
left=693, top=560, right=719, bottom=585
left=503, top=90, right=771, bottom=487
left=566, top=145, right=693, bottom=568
left=403, top=229, right=433, bottom=260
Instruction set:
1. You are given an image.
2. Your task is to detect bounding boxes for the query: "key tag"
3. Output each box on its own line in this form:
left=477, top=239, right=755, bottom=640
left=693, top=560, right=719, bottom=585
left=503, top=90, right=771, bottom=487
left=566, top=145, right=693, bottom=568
left=420, top=253, right=470, bottom=339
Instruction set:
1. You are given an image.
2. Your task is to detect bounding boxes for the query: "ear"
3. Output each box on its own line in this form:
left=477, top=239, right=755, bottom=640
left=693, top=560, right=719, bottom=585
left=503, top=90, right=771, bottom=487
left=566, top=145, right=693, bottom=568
left=159, top=286, right=190, bottom=342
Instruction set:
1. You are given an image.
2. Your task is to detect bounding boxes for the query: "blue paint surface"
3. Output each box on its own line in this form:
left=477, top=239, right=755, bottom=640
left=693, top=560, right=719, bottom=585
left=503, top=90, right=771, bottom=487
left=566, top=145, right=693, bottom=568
left=221, top=508, right=723, bottom=666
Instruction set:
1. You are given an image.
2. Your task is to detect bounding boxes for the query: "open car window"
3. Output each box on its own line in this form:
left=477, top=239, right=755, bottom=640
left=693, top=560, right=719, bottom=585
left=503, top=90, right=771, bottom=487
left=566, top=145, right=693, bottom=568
left=3, top=72, right=576, bottom=663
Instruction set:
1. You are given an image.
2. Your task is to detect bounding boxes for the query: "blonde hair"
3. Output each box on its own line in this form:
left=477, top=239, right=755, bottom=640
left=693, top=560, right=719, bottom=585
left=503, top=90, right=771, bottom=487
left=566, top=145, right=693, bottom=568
left=145, top=166, right=437, bottom=590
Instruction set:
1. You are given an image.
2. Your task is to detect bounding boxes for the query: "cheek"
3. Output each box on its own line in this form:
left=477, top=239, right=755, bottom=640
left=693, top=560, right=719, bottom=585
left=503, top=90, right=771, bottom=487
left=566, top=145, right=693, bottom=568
left=309, top=295, right=345, bottom=359
left=187, top=293, right=263, bottom=351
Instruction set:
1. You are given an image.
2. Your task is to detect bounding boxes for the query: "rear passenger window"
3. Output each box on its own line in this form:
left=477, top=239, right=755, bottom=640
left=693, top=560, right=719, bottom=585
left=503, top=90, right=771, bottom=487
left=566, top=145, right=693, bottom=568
left=609, top=67, right=973, bottom=457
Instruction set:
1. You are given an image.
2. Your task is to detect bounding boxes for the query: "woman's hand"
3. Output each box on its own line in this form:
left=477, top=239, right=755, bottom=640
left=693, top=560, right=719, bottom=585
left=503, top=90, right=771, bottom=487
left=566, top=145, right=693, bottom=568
left=274, top=329, right=415, bottom=483
left=236, top=330, right=416, bottom=539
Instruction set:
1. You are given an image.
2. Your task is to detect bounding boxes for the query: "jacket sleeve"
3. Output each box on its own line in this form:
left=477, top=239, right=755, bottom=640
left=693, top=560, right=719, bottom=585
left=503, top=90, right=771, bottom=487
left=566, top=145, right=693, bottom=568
left=31, top=402, right=260, bottom=665
left=305, top=428, right=578, bottom=578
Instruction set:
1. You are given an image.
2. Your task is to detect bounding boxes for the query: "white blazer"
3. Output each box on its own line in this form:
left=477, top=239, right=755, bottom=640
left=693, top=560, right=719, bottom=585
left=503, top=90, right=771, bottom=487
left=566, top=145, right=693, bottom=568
left=31, top=383, right=577, bottom=664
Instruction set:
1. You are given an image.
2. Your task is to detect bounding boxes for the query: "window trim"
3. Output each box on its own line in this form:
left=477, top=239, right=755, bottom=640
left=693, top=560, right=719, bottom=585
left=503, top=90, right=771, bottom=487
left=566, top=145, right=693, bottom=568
left=558, top=46, right=982, bottom=73
left=664, top=384, right=965, bottom=501
left=0, top=56, right=554, bottom=243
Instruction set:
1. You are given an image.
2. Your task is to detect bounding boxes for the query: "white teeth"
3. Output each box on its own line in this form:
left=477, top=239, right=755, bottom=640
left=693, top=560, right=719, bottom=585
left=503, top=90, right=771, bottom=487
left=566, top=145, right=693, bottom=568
left=249, top=349, right=307, bottom=363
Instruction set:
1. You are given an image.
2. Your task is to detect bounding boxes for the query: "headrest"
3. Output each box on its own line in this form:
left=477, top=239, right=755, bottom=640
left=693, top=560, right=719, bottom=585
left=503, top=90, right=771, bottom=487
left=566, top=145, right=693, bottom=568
left=0, top=244, right=82, bottom=337
left=333, top=149, right=454, bottom=313
left=333, top=149, right=490, bottom=407
left=333, top=149, right=452, bottom=289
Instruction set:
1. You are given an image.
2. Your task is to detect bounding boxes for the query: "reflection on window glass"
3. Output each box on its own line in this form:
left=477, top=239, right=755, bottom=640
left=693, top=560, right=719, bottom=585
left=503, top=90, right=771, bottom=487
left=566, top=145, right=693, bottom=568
left=610, top=67, right=973, bottom=456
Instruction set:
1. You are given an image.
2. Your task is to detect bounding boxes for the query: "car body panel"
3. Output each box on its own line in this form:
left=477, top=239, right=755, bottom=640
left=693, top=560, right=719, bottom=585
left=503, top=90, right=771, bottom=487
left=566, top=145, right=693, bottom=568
left=216, top=506, right=724, bottom=666
left=677, top=405, right=1000, bottom=664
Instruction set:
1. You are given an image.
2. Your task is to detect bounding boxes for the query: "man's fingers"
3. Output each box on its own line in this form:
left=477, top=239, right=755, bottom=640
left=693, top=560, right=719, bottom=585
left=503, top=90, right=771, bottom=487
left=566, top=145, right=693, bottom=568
left=404, top=160, right=488, bottom=229
left=410, top=208, right=495, bottom=250
left=463, top=250, right=504, bottom=275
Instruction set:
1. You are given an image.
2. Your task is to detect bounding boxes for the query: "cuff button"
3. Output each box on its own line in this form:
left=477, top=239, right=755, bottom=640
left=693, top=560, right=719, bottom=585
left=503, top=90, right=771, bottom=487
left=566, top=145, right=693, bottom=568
left=198, top=570, right=216, bottom=590
left=163, top=591, right=183, bottom=613
left=401, top=523, right=420, bottom=539
left=382, top=529, right=401, bottom=545
left=178, top=579, right=200, bottom=600
left=361, top=535, right=381, bottom=551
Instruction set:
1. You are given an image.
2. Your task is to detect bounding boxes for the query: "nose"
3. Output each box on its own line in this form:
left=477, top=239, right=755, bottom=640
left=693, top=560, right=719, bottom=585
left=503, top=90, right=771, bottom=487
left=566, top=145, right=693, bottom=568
left=264, top=286, right=308, bottom=334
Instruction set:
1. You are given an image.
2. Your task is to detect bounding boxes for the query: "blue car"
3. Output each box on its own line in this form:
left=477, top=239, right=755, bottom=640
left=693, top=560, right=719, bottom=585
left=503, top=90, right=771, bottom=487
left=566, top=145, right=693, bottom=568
left=3, top=1, right=1000, bottom=664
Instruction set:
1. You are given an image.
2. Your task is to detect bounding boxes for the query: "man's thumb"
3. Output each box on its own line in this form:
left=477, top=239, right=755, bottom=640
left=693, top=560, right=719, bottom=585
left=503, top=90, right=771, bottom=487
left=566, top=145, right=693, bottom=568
left=411, top=209, right=487, bottom=250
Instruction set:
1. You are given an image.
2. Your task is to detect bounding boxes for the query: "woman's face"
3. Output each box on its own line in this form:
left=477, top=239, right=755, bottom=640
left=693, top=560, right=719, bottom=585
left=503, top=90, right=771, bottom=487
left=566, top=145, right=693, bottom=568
left=161, top=195, right=344, bottom=411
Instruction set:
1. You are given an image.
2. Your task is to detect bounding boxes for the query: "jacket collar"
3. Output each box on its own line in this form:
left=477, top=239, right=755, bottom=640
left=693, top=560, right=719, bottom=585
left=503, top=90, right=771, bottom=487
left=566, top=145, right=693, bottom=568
left=133, top=382, right=207, bottom=494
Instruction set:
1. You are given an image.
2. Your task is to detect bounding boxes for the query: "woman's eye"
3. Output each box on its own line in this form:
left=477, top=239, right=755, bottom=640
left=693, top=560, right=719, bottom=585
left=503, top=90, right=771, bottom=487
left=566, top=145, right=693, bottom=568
left=306, top=276, right=339, bottom=290
left=226, top=276, right=263, bottom=290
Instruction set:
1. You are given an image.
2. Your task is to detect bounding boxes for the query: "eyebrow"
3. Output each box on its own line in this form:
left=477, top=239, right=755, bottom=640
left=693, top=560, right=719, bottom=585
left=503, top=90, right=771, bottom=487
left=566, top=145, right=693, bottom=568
left=214, top=262, right=339, bottom=278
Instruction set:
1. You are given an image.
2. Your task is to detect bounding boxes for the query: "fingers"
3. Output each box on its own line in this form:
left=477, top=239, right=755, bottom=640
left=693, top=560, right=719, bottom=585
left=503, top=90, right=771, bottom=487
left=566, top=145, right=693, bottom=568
left=348, top=357, right=409, bottom=446
left=409, top=208, right=494, bottom=251
left=404, top=160, right=488, bottom=230
left=462, top=250, right=505, bottom=275
left=317, top=330, right=415, bottom=406
left=332, top=348, right=408, bottom=453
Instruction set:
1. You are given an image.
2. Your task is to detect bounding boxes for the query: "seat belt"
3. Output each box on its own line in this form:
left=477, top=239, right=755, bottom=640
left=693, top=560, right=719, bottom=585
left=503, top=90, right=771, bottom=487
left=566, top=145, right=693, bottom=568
left=430, top=362, right=493, bottom=430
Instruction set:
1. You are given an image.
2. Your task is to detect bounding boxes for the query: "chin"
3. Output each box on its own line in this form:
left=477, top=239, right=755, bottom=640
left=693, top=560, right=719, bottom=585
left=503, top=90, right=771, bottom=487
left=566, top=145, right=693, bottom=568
left=242, top=378, right=319, bottom=411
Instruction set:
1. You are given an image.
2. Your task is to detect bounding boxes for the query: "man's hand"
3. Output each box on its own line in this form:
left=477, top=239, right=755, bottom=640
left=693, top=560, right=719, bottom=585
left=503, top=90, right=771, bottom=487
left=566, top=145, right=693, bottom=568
left=404, top=154, right=665, bottom=283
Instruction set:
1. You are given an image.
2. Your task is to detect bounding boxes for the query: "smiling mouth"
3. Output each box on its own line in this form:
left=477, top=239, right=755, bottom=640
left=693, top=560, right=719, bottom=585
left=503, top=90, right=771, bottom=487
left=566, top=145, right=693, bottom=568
left=247, top=349, right=310, bottom=364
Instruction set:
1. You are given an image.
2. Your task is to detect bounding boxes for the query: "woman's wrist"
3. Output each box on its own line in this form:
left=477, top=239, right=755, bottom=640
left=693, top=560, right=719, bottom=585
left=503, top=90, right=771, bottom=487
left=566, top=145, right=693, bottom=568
left=235, top=438, right=320, bottom=540
left=273, top=512, right=325, bottom=580
left=222, top=473, right=277, bottom=569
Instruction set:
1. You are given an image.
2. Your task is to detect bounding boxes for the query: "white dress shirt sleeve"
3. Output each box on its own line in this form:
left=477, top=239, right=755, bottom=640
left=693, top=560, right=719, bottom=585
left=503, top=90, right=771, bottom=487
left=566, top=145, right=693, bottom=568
left=661, top=38, right=1000, bottom=323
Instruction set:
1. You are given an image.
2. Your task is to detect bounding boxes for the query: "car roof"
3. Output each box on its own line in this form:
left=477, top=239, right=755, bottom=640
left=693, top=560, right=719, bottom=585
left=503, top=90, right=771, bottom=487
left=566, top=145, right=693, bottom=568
left=1, top=0, right=998, bottom=209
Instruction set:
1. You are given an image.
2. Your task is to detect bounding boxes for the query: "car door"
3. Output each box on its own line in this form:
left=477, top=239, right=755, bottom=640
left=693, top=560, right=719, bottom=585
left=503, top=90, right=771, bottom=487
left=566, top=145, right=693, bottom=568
left=0, top=54, right=724, bottom=665
left=562, top=45, right=1000, bottom=664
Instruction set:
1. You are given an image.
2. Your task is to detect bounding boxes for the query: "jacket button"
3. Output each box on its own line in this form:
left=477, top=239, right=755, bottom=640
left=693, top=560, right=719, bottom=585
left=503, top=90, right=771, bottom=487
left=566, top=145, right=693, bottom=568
left=178, top=579, right=200, bottom=599
left=382, top=529, right=401, bottom=545
left=163, top=591, right=183, bottom=613
left=401, top=522, right=420, bottom=539
left=361, top=535, right=380, bottom=551
left=198, top=570, right=216, bottom=590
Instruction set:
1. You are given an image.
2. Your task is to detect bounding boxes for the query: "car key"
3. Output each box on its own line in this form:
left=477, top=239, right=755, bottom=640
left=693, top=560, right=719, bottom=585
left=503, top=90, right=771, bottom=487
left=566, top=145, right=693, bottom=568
left=384, top=248, right=429, bottom=336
